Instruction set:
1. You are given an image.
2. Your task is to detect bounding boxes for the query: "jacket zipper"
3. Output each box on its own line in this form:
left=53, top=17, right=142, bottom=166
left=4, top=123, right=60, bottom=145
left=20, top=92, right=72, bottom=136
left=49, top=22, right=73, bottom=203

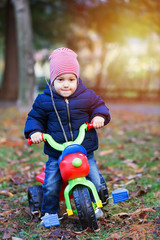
left=65, top=98, right=74, bottom=141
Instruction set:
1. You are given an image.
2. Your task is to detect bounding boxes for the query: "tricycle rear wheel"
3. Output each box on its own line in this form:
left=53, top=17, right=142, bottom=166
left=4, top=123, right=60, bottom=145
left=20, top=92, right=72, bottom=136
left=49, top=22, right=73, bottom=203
left=72, top=185, right=99, bottom=231
left=28, top=185, right=43, bottom=212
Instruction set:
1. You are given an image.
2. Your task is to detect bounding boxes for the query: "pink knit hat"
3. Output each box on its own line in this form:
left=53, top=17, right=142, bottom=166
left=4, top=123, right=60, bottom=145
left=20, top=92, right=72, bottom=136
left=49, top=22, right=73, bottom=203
left=49, top=47, right=79, bottom=84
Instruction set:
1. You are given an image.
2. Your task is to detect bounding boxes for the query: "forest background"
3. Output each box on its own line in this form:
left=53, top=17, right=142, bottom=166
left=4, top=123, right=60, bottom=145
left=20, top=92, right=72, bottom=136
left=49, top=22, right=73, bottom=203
left=0, top=0, right=160, bottom=108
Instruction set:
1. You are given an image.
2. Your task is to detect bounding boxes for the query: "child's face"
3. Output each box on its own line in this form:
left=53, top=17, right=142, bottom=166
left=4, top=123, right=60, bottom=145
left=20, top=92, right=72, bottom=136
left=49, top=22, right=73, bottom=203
left=53, top=73, right=78, bottom=97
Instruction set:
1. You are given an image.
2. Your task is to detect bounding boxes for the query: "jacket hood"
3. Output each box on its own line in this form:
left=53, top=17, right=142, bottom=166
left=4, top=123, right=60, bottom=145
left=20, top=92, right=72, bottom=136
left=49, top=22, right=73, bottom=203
left=43, top=78, right=87, bottom=99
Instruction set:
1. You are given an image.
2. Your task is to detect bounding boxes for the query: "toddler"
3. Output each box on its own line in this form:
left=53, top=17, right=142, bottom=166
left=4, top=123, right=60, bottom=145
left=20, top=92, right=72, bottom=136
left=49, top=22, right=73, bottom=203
left=24, top=47, right=111, bottom=221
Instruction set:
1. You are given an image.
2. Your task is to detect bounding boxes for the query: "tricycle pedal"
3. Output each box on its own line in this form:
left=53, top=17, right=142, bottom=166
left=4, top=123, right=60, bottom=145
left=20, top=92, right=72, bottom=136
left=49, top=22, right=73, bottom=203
left=42, top=214, right=60, bottom=228
left=112, top=189, right=129, bottom=203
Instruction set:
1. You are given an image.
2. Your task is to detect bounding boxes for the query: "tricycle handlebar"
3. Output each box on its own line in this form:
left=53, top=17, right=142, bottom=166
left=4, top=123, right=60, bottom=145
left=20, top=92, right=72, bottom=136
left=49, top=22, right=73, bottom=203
left=28, top=122, right=93, bottom=151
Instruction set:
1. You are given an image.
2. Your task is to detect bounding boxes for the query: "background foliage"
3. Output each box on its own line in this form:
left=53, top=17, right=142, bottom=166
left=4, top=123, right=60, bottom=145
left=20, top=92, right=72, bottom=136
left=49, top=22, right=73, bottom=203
left=0, top=0, right=160, bottom=106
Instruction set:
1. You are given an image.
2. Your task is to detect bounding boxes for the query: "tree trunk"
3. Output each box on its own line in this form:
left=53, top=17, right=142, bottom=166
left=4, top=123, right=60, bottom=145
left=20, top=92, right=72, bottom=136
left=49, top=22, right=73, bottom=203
left=94, top=45, right=107, bottom=96
left=0, top=0, right=18, bottom=101
left=13, top=0, right=35, bottom=111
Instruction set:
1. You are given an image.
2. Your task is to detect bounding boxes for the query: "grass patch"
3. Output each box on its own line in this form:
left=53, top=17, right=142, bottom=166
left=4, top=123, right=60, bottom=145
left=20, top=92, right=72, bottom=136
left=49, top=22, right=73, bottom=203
left=0, top=107, right=159, bottom=239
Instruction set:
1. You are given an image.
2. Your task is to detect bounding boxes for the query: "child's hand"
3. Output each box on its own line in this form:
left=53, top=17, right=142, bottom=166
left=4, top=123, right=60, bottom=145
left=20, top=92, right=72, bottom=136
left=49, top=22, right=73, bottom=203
left=31, top=132, right=43, bottom=144
left=91, top=116, right=105, bottom=129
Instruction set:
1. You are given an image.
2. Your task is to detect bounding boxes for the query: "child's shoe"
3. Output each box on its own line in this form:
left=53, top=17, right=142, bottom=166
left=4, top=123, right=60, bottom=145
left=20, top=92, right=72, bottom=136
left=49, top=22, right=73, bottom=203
left=95, top=208, right=104, bottom=219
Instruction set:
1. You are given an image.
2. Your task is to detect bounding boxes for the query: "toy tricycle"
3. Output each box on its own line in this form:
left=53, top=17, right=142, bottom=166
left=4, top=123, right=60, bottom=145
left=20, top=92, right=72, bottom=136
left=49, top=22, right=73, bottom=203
left=27, top=122, right=129, bottom=230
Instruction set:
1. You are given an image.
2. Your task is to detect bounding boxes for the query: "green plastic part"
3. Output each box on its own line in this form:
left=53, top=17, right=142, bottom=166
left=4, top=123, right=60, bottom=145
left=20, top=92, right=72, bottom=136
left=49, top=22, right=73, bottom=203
left=73, top=123, right=88, bottom=145
left=42, top=123, right=88, bottom=151
left=64, top=177, right=101, bottom=214
left=42, top=134, right=65, bottom=151
left=72, top=158, right=82, bottom=167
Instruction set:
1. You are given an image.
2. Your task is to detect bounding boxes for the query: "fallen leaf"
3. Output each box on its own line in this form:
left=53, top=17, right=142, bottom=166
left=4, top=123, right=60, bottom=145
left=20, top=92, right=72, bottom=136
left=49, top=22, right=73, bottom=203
left=112, top=208, right=156, bottom=220
left=127, top=173, right=142, bottom=180
left=0, top=137, right=7, bottom=144
left=99, top=149, right=114, bottom=156
left=3, top=139, right=25, bottom=148
left=131, top=208, right=156, bottom=217
left=0, top=210, right=16, bottom=217
left=5, top=228, right=16, bottom=234
left=71, top=227, right=96, bottom=235
left=139, top=211, right=148, bottom=219
left=133, top=167, right=145, bottom=173
left=154, top=192, right=160, bottom=198
left=112, top=212, right=130, bottom=219
left=122, top=159, right=139, bottom=169
left=2, top=204, right=10, bottom=210
left=48, top=229, right=71, bottom=238
left=134, top=189, right=147, bottom=197
left=154, top=150, right=159, bottom=157
left=0, top=191, right=14, bottom=197
left=124, top=179, right=135, bottom=186
left=127, top=162, right=139, bottom=169
left=12, top=237, right=23, bottom=240
left=110, top=232, right=121, bottom=239
left=0, top=177, right=10, bottom=183
left=2, top=232, right=11, bottom=240
left=0, top=228, right=6, bottom=232
left=10, top=176, right=22, bottom=185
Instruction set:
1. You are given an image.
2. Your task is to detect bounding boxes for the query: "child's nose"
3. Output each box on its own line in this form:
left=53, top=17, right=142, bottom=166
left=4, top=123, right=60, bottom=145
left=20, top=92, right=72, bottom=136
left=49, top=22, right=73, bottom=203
left=63, top=80, right=69, bottom=87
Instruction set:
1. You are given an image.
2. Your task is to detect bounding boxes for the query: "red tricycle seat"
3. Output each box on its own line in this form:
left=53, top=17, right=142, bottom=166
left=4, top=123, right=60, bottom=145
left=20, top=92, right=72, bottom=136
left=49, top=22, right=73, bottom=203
left=36, top=172, right=45, bottom=184
left=36, top=165, right=45, bottom=183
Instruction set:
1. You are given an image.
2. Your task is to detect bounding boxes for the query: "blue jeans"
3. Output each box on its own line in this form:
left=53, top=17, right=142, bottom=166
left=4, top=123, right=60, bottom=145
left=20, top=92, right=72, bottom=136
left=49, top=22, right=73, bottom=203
left=41, top=152, right=104, bottom=215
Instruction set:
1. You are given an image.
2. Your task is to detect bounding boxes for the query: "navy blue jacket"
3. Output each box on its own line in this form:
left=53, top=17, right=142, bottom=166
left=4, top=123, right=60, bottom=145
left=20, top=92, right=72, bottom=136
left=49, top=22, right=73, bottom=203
left=24, top=78, right=111, bottom=158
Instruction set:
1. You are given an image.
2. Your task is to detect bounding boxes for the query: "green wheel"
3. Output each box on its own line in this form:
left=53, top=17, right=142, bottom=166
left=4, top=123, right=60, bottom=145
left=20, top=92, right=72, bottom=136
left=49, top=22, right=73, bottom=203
left=73, top=185, right=99, bottom=231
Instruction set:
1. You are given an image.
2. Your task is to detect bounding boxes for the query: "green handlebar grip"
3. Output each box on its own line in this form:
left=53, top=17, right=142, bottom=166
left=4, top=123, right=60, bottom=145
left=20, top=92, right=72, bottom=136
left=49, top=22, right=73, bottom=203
left=42, top=133, right=65, bottom=151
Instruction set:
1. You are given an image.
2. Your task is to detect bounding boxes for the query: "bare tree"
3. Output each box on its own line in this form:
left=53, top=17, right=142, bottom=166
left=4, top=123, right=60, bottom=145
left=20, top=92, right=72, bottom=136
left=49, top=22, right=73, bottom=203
left=0, top=0, right=18, bottom=101
left=0, top=0, right=35, bottom=111
left=13, top=0, right=35, bottom=111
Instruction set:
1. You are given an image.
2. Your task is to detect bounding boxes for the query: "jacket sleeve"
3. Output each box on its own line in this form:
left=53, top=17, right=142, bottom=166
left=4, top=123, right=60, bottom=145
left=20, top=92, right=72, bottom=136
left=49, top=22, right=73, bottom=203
left=89, top=90, right=111, bottom=125
left=24, top=95, right=48, bottom=138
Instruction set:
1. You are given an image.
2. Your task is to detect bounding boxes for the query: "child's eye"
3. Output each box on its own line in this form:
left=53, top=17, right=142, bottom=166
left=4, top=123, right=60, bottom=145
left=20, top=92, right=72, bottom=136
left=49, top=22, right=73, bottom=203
left=70, top=79, right=76, bottom=81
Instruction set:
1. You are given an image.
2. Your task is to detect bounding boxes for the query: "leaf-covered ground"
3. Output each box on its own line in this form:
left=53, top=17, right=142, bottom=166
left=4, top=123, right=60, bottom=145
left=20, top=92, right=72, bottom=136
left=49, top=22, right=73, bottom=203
left=0, top=104, right=160, bottom=240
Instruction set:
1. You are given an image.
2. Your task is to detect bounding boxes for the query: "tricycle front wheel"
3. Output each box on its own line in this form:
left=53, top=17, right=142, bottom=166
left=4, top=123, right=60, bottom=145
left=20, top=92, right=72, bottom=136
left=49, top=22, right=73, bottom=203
left=72, top=185, right=99, bottom=231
